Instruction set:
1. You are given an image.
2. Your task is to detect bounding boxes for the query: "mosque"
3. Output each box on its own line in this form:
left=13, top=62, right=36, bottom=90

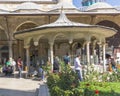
left=0, top=0, right=120, bottom=71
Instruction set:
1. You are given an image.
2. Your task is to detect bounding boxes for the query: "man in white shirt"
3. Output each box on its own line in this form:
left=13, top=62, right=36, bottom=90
left=74, top=55, right=83, bottom=81
left=12, top=59, right=16, bottom=73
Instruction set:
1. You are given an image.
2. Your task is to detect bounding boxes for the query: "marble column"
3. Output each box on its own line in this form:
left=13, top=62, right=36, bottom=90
left=9, top=40, right=13, bottom=59
left=49, top=42, right=54, bottom=71
left=97, top=42, right=102, bottom=64
left=69, top=37, right=73, bottom=64
left=24, top=45, right=30, bottom=73
left=34, top=41, right=39, bottom=66
left=102, top=43, right=106, bottom=72
left=82, top=44, right=86, bottom=65
left=86, top=41, right=90, bottom=64
left=92, top=40, right=97, bottom=55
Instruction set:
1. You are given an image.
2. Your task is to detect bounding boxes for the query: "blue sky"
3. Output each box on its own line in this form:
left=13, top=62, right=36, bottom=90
left=73, top=0, right=120, bottom=8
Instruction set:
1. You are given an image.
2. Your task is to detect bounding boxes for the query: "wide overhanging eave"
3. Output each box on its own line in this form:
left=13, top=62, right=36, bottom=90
left=14, top=26, right=117, bottom=39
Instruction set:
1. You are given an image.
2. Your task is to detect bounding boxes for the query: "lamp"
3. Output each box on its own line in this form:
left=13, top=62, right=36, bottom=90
left=34, top=41, right=38, bottom=46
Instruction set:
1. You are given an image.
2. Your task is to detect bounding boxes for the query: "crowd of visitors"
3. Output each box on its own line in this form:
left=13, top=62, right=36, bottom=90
left=1, top=57, right=23, bottom=78
left=0, top=52, right=119, bottom=82
left=2, top=58, right=16, bottom=76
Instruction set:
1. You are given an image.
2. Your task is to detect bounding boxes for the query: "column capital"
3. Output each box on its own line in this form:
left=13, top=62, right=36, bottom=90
left=24, top=45, right=30, bottom=49
left=85, top=41, right=90, bottom=44
left=102, top=42, right=106, bottom=44
left=48, top=41, right=54, bottom=46
left=48, top=35, right=55, bottom=46
left=93, top=40, right=97, bottom=44
left=69, top=38, right=73, bottom=44
left=97, top=41, right=102, bottom=45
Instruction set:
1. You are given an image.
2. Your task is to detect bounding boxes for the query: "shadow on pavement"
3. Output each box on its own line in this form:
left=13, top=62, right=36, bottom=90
left=0, top=88, right=37, bottom=96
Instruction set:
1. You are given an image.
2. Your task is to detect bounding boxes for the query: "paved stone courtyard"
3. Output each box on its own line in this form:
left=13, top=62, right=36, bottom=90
left=0, top=77, right=40, bottom=96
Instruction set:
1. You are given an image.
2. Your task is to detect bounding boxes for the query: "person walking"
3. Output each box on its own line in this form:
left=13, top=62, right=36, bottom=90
left=111, top=57, right=117, bottom=72
left=38, top=66, right=44, bottom=81
left=53, top=56, right=60, bottom=73
left=63, top=53, right=70, bottom=65
left=17, top=57, right=23, bottom=78
left=74, top=55, right=83, bottom=81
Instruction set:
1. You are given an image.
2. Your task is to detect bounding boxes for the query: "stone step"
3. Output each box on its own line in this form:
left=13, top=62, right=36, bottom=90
left=38, top=83, right=50, bottom=96
left=13, top=71, right=27, bottom=78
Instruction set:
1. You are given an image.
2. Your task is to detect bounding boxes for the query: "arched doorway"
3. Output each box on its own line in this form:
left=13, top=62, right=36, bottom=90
left=97, top=20, right=120, bottom=47
left=97, top=20, right=120, bottom=62
left=15, top=22, right=38, bottom=69
left=0, top=28, right=8, bottom=64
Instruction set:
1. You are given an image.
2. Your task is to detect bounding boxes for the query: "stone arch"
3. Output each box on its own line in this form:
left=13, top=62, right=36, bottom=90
left=0, top=25, right=4, bottom=31
left=0, top=26, right=8, bottom=46
left=54, top=33, right=68, bottom=41
left=90, top=36, right=98, bottom=55
left=0, top=45, right=9, bottom=63
left=33, top=35, right=45, bottom=43
left=90, top=35, right=99, bottom=41
left=0, top=25, right=9, bottom=41
left=57, top=42, right=70, bottom=57
left=53, top=33, right=70, bottom=57
left=72, top=42, right=82, bottom=49
left=14, top=21, right=39, bottom=59
left=96, top=20, right=119, bottom=30
left=14, top=21, right=38, bottom=32
left=96, top=20, right=120, bottom=47
left=0, top=26, right=9, bottom=62
left=0, top=27, right=8, bottom=41
left=71, top=38, right=86, bottom=55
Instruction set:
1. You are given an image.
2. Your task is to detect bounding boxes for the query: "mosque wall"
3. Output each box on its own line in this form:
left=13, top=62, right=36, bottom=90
left=0, top=0, right=119, bottom=66
left=0, top=13, right=120, bottom=62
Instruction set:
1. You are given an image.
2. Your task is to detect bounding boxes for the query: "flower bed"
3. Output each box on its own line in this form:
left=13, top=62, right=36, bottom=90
left=46, top=62, right=120, bottom=96
left=81, top=82, right=120, bottom=96
left=47, top=73, right=120, bottom=96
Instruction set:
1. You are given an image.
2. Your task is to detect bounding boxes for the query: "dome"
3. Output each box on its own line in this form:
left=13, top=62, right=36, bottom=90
left=16, top=2, right=41, bottom=10
left=86, top=2, right=113, bottom=11
left=51, top=0, right=76, bottom=10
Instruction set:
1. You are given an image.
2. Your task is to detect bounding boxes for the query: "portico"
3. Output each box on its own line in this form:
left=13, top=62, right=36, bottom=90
left=14, top=9, right=117, bottom=72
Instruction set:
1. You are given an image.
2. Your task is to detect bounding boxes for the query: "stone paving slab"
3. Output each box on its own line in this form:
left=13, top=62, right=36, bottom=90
left=0, top=77, right=40, bottom=96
